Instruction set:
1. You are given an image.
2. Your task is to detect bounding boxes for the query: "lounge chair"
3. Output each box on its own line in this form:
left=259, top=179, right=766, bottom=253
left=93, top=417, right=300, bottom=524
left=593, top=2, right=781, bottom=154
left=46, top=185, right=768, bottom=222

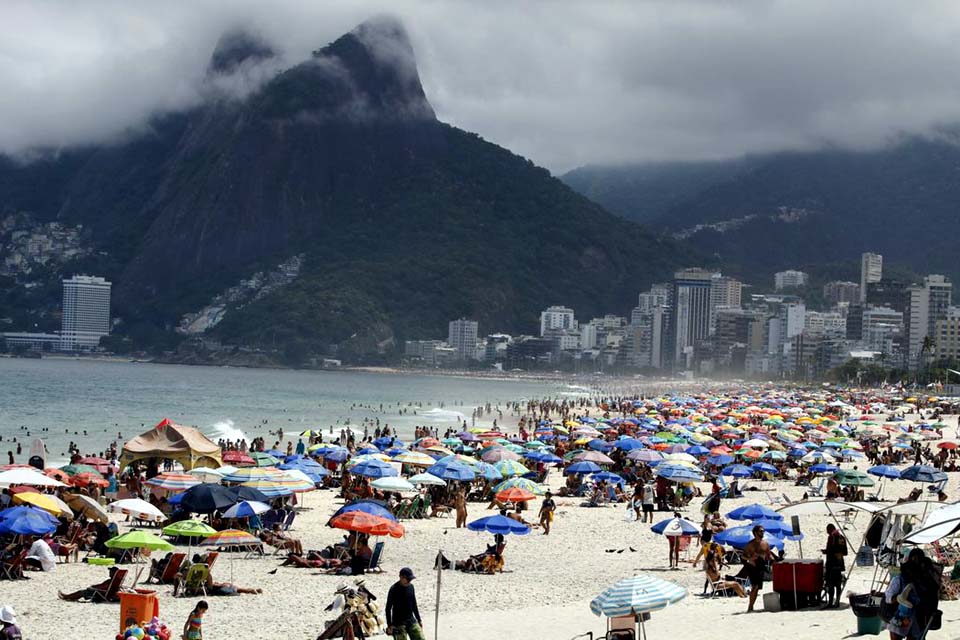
left=282, top=511, right=296, bottom=531
left=91, top=568, right=128, bottom=603
left=154, top=552, right=185, bottom=584
left=1, top=549, right=27, bottom=580
left=606, top=614, right=635, bottom=640
left=178, top=564, right=208, bottom=598
left=366, top=541, right=384, bottom=573
left=203, top=552, right=219, bottom=573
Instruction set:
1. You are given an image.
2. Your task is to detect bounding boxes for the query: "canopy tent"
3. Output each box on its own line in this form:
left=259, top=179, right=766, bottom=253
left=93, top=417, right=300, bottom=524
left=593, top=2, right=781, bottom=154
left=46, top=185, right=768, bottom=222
left=902, top=503, right=960, bottom=544
left=119, top=418, right=222, bottom=471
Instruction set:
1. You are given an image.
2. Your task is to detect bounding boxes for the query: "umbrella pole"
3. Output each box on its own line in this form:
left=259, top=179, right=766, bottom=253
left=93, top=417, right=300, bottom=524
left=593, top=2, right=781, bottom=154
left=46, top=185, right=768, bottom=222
left=434, top=548, right=442, bottom=640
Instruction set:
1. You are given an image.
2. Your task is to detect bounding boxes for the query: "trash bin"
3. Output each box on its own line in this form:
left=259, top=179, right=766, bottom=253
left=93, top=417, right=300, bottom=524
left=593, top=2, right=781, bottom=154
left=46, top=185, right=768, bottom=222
left=849, top=593, right=882, bottom=636
left=119, top=589, right=159, bottom=632
left=856, top=616, right=883, bottom=635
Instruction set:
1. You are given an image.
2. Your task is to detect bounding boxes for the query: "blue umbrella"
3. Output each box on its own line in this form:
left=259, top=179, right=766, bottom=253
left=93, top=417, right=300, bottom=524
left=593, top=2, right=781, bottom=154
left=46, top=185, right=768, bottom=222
left=751, top=518, right=803, bottom=541
left=656, top=464, right=703, bottom=482
left=588, top=439, right=615, bottom=452
left=332, top=499, right=398, bottom=522
left=538, top=453, right=563, bottom=464
left=809, top=463, right=839, bottom=475
left=751, top=462, right=778, bottom=475
left=900, top=465, right=947, bottom=484
left=466, top=514, right=530, bottom=535
left=0, top=507, right=58, bottom=535
left=590, top=471, right=625, bottom=486
left=651, top=516, right=699, bottom=536
left=476, top=462, right=504, bottom=482
left=613, top=438, right=644, bottom=451
left=566, top=461, right=602, bottom=475
left=720, top=464, right=752, bottom=478
left=727, top=503, right=783, bottom=521
left=323, top=448, right=351, bottom=463
left=356, top=446, right=380, bottom=456
left=221, top=500, right=269, bottom=519
left=686, top=445, right=711, bottom=456
left=714, top=525, right=785, bottom=550
left=426, top=460, right=476, bottom=482
left=351, top=459, right=398, bottom=479
left=867, top=465, right=901, bottom=479
left=707, top=454, right=734, bottom=466
left=0, top=505, right=59, bottom=526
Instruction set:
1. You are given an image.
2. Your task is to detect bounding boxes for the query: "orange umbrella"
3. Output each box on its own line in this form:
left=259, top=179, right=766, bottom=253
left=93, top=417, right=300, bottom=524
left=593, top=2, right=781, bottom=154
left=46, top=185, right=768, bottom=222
left=328, top=512, right=405, bottom=538
left=44, top=468, right=71, bottom=483
left=495, top=488, right=536, bottom=502
left=71, top=472, right=109, bottom=488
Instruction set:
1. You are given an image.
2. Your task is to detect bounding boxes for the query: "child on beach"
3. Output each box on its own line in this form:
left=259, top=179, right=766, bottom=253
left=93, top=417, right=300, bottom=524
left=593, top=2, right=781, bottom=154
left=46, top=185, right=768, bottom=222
left=183, top=600, right=208, bottom=640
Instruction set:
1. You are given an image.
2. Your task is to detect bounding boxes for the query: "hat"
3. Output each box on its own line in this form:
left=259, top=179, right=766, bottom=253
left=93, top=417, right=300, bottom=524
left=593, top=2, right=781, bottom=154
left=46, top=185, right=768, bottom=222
left=0, top=605, right=16, bottom=625
left=399, top=567, right=415, bottom=580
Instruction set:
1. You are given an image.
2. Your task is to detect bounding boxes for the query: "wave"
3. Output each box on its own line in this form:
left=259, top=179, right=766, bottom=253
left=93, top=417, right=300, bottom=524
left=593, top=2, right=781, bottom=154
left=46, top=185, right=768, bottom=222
left=204, top=419, right=249, bottom=443
left=419, top=408, right=467, bottom=423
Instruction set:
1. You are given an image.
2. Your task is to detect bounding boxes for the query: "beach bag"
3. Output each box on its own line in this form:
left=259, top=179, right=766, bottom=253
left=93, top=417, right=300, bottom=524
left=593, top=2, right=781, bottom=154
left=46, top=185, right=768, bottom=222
left=623, top=504, right=636, bottom=522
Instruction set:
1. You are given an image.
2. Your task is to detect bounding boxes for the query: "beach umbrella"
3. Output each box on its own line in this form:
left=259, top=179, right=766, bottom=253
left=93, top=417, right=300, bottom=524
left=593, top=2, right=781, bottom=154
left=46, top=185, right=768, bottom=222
left=686, top=445, right=711, bottom=456
left=371, top=476, right=417, bottom=493
left=494, top=477, right=545, bottom=495
left=188, top=467, right=226, bottom=483
left=867, top=465, right=901, bottom=479
left=613, top=438, right=644, bottom=451
left=720, top=464, right=752, bottom=478
left=76, top=456, right=113, bottom=473
left=750, top=462, right=777, bottom=475
left=574, top=451, right=615, bottom=465
left=473, top=462, right=503, bottom=482
left=751, top=518, right=803, bottom=541
left=227, top=485, right=270, bottom=503
left=808, top=463, right=839, bottom=475
left=627, top=450, right=663, bottom=463
left=714, top=525, right=785, bottom=550
left=761, top=451, right=787, bottom=461
left=251, top=451, right=281, bottom=466
left=108, top=498, right=165, bottom=522
left=162, top=520, right=217, bottom=539
left=222, top=451, right=255, bottom=466
left=11, top=491, right=71, bottom=517
left=332, top=499, right=398, bottom=522
left=201, top=529, right=262, bottom=547
left=655, top=464, right=703, bottom=483
left=329, top=512, right=404, bottom=538
left=493, top=460, right=529, bottom=478
left=495, top=488, right=536, bottom=503
left=0, top=507, right=58, bottom=535
left=179, top=483, right=237, bottom=513
left=589, top=574, right=687, bottom=618
left=63, top=493, right=109, bottom=523
left=222, top=500, right=271, bottom=519
left=279, top=468, right=323, bottom=488
left=663, top=452, right=698, bottom=464
left=59, top=464, right=102, bottom=477
left=706, top=454, right=734, bottom=466
left=467, top=514, right=530, bottom=535
left=72, top=472, right=109, bottom=488
left=408, top=473, right=446, bottom=486
left=651, top=516, right=699, bottom=537
left=900, top=465, right=947, bottom=484
left=105, top=530, right=174, bottom=552
left=727, top=503, right=783, bottom=521
left=0, top=468, right=67, bottom=488
left=833, top=469, right=875, bottom=487
left=240, top=479, right=295, bottom=498
left=322, top=448, right=351, bottom=463
left=482, top=448, right=521, bottom=463
left=425, top=460, right=475, bottom=482
left=391, top=451, right=436, bottom=466
left=146, top=472, right=200, bottom=492
left=351, top=459, right=399, bottom=479
left=590, top=471, right=625, bottom=486
left=43, top=468, right=71, bottom=483
left=566, top=461, right=602, bottom=475
left=223, top=466, right=283, bottom=483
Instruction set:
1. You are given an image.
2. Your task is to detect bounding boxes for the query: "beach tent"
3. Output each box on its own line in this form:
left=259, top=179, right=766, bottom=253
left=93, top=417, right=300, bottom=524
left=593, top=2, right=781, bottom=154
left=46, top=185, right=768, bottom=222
left=119, top=418, right=222, bottom=471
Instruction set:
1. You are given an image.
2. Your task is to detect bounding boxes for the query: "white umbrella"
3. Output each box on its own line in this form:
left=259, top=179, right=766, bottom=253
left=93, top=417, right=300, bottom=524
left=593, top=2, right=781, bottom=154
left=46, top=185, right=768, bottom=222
left=64, top=493, right=109, bottom=523
left=222, top=500, right=271, bottom=518
left=188, top=467, right=226, bottom=483
left=0, top=468, right=67, bottom=487
left=372, top=476, right=417, bottom=493
left=743, top=438, right=770, bottom=449
left=108, top=498, right=165, bottom=522
left=409, top=472, right=446, bottom=486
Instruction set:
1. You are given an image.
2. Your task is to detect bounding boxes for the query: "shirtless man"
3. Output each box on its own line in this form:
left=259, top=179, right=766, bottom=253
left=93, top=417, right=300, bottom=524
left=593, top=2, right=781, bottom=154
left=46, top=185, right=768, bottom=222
left=743, top=524, right=774, bottom=612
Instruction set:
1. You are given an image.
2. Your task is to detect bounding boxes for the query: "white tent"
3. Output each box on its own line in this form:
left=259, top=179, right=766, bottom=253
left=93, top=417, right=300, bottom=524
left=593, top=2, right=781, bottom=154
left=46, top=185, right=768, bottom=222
left=902, top=502, right=960, bottom=544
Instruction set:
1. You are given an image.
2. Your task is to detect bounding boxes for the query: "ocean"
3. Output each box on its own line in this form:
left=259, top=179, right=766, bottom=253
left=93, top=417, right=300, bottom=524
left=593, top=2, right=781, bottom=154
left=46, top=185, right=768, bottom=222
left=0, top=357, right=575, bottom=466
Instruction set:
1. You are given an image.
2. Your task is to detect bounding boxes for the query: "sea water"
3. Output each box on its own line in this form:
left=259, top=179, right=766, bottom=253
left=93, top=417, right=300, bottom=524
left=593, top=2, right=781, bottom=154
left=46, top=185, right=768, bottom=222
left=0, top=357, right=574, bottom=465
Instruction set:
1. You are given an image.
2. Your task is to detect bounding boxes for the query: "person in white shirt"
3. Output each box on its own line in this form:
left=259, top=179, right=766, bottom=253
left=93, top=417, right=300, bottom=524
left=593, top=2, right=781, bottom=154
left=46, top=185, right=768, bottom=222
left=25, top=535, right=56, bottom=572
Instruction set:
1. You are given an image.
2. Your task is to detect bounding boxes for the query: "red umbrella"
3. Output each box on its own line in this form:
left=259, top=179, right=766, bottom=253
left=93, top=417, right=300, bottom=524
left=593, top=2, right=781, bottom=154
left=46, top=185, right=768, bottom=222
left=495, top=488, right=536, bottom=502
left=0, top=464, right=35, bottom=471
left=43, top=468, right=71, bottom=483
left=71, top=472, right=109, bottom=488
left=328, top=512, right=405, bottom=538
left=77, top=457, right=112, bottom=474
left=937, top=442, right=958, bottom=450
left=222, top=451, right=255, bottom=465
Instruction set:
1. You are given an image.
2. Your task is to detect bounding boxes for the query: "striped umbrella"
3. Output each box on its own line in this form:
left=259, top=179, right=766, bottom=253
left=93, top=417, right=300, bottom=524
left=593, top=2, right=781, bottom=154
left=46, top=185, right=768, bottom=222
left=223, top=466, right=283, bottom=483
left=391, top=451, right=437, bottom=466
left=275, top=471, right=316, bottom=493
left=146, top=472, right=200, bottom=492
left=589, top=575, right=687, bottom=618
left=201, top=529, right=261, bottom=547
left=494, top=460, right=529, bottom=478
left=493, top=477, right=545, bottom=495
left=239, top=478, right=294, bottom=497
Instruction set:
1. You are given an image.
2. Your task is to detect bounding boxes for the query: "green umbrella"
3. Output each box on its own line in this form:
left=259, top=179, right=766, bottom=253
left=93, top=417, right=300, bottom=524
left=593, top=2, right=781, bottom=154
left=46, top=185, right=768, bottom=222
left=60, top=464, right=102, bottom=476
left=833, top=469, right=875, bottom=487
left=105, top=530, right=175, bottom=551
left=250, top=452, right=280, bottom=467
left=162, top=520, right=217, bottom=539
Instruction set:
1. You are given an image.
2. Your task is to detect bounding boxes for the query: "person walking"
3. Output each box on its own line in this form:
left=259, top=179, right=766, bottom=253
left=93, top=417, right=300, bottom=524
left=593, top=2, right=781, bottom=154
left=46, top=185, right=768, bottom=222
left=385, top=567, right=423, bottom=640
left=0, top=606, right=21, bottom=640
left=743, top=525, right=773, bottom=613
left=182, top=600, right=208, bottom=640
left=538, top=491, right=556, bottom=535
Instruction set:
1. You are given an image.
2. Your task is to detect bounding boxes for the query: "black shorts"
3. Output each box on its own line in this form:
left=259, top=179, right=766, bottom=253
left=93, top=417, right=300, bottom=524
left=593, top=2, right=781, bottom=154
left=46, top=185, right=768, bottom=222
left=747, top=562, right=766, bottom=588
left=642, top=504, right=654, bottom=512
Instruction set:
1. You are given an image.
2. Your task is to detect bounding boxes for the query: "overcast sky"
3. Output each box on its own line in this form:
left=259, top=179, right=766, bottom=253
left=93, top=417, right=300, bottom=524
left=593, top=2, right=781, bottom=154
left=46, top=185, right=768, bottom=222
left=4, top=0, right=960, bottom=172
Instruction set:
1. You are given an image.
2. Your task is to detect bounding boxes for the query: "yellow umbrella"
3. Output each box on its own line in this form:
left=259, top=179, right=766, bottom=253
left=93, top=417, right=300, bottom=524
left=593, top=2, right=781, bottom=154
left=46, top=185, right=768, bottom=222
left=13, top=491, right=71, bottom=517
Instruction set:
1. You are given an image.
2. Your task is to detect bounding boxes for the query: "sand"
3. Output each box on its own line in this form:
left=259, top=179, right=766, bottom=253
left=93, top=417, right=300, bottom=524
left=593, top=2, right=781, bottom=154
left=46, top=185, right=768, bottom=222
left=5, top=419, right=960, bottom=640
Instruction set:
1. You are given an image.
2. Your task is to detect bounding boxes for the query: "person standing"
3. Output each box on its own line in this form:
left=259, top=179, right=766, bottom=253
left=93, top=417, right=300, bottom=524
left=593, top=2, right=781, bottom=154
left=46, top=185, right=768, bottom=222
left=0, top=606, right=21, bottom=640
left=743, top=525, right=773, bottom=613
left=182, top=600, right=208, bottom=640
left=538, top=491, right=556, bottom=535
left=641, top=480, right=655, bottom=523
left=822, top=524, right=848, bottom=608
left=386, top=567, right=423, bottom=640
left=454, top=488, right=468, bottom=529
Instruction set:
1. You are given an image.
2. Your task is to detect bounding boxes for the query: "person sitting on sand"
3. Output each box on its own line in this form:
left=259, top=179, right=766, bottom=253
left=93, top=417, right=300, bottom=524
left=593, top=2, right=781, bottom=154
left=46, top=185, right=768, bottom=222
left=456, top=534, right=506, bottom=573
left=506, top=505, right=534, bottom=527
left=58, top=566, right=120, bottom=601
left=704, top=546, right=746, bottom=597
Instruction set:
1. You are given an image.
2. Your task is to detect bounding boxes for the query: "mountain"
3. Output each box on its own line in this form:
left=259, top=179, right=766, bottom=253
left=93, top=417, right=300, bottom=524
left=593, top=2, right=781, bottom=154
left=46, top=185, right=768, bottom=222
left=561, top=158, right=756, bottom=223
left=562, top=137, right=960, bottom=286
left=0, top=17, right=692, bottom=362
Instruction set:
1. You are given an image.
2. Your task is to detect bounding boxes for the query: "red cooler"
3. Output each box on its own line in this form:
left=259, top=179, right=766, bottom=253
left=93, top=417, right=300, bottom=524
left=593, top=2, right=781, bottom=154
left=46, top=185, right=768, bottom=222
left=773, top=559, right=824, bottom=609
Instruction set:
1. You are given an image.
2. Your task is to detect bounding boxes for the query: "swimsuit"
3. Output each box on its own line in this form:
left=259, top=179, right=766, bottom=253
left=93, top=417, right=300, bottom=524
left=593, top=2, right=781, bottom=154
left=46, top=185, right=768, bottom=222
left=185, top=615, right=203, bottom=639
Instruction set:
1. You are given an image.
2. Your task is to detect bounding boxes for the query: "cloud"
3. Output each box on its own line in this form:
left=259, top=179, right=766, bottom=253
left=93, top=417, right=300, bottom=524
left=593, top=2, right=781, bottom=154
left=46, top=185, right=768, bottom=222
left=3, top=0, right=960, bottom=171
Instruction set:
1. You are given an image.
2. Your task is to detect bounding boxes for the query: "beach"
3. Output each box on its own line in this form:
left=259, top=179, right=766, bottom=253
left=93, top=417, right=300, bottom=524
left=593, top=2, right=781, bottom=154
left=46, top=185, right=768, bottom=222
left=4, top=422, right=959, bottom=640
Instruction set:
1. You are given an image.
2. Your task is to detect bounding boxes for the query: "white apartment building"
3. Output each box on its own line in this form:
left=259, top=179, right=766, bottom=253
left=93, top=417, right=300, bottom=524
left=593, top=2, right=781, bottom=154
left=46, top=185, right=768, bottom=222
left=447, top=318, right=479, bottom=361
left=860, top=252, right=883, bottom=302
left=539, top=306, right=577, bottom=336
left=774, top=270, right=809, bottom=290
left=60, top=275, right=111, bottom=351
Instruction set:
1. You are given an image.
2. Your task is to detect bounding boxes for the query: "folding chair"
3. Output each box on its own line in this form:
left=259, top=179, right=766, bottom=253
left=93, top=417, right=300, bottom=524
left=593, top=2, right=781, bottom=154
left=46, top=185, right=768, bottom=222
left=178, top=564, right=208, bottom=597
left=282, top=511, right=296, bottom=531
left=155, top=553, right=185, bottom=584
left=203, top=552, right=219, bottom=573
left=1, top=550, right=28, bottom=580
left=366, top=541, right=384, bottom=573
left=91, top=568, right=128, bottom=603
left=606, top=614, right=635, bottom=640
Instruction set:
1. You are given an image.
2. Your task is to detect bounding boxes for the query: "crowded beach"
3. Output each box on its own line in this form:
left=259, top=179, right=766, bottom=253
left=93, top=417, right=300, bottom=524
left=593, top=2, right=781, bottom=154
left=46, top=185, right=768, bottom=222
left=1, top=386, right=959, bottom=640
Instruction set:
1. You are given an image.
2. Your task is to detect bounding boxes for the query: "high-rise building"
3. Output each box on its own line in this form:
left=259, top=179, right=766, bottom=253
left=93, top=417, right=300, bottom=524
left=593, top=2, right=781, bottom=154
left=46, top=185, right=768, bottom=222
left=823, top=281, right=861, bottom=306
left=860, top=252, right=883, bottom=302
left=60, top=275, right=111, bottom=351
left=934, top=307, right=960, bottom=361
left=637, top=284, right=669, bottom=313
left=709, top=275, right=742, bottom=334
left=906, top=275, right=952, bottom=368
left=861, top=306, right=903, bottom=356
left=866, top=278, right=910, bottom=312
left=671, top=268, right=715, bottom=368
left=774, top=270, right=808, bottom=290
left=447, top=318, right=479, bottom=361
left=539, top=306, right=577, bottom=336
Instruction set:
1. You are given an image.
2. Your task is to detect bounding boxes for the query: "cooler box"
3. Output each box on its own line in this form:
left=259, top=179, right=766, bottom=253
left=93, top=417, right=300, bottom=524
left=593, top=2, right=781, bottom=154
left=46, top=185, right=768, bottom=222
left=773, top=559, right=824, bottom=609
left=119, top=589, right=159, bottom=632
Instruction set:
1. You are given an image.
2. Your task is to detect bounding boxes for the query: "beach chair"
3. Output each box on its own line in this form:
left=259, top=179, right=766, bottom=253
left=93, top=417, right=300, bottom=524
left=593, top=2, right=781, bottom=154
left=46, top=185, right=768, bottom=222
left=1, top=549, right=28, bottom=580
left=766, top=492, right=784, bottom=507
left=178, top=564, right=208, bottom=598
left=91, top=568, right=128, bottom=603
left=261, top=511, right=279, bottom=530
left=366, top=541, right=384, bottom=573
left=606, top=614, right=635, bottom=640
left=282, top=511, right=296, bottom=531
left=677, top=535, right=695, bottom=562
left=808, top=478, right=825, bottom=498
left=56, top=526, right=83, bottom=563
left=203, top=551, right=219, bottom=573
left=155, top=553, right=185, bottom=584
